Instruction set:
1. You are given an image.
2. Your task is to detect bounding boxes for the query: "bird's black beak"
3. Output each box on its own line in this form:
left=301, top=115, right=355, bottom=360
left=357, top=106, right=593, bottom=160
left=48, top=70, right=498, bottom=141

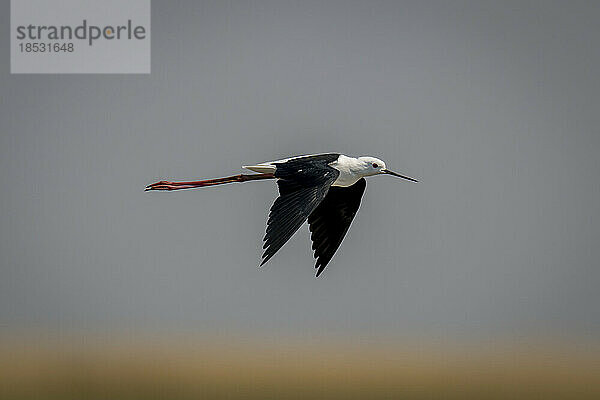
left=382, top=169, right=418, bottom=182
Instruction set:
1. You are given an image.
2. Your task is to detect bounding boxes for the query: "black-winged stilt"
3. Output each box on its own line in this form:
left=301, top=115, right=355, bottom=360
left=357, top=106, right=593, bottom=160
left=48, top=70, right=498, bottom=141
left=146, top=153, right=417, bottom=277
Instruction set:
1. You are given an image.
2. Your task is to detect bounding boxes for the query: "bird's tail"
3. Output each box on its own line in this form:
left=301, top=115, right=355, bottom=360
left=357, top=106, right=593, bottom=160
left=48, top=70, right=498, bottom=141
left=145, top=173, right=275, bottom=191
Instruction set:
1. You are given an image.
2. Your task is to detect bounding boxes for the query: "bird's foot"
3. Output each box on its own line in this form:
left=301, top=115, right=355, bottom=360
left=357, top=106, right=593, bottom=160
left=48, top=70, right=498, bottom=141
left=145, top=180, right=192, bottom=191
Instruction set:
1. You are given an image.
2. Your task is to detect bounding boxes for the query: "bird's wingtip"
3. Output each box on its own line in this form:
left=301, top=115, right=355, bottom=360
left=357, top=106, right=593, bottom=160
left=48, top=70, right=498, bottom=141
left=315, top=263, right=325, bottom=278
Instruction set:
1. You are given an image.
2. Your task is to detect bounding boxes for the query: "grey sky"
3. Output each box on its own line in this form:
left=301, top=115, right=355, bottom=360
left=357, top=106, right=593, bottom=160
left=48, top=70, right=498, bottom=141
left=1, top=0, right=599, bottom=339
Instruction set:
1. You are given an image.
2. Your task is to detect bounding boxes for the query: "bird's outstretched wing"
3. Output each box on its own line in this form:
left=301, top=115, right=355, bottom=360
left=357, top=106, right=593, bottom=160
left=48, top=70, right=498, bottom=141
left=261, top=155, right=340, bottom=266
left=308, top=178, right=366, bottom=276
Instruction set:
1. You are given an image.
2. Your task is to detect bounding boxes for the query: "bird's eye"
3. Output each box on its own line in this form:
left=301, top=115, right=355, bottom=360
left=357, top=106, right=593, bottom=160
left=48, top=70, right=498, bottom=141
left=372, top=163, right=379, bottom=168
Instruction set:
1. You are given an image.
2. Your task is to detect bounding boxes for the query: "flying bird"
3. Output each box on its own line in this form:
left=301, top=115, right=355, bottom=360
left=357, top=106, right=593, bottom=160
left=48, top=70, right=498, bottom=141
left=146, top=153, right=417, bottom=276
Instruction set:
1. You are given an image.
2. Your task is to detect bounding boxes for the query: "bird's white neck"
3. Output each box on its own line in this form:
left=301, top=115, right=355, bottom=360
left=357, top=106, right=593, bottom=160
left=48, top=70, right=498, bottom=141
left=330, top=155, right=371, bottom=187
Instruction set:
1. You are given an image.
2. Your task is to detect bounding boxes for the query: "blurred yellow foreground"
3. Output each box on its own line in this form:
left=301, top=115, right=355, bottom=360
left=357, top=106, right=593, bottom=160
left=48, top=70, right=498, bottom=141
left=1, top=333, right=599, bottom=399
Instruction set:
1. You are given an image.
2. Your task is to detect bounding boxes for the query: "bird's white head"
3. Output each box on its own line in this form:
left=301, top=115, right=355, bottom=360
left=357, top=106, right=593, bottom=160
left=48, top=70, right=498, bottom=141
left=357, top=156, right=387, bottom=176
left=357, top=156, right=418, bottom=182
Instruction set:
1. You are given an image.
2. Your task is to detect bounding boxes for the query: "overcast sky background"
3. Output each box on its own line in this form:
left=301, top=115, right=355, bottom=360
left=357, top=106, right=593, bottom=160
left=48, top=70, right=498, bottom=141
left=1, top=0, right=599, bottom=340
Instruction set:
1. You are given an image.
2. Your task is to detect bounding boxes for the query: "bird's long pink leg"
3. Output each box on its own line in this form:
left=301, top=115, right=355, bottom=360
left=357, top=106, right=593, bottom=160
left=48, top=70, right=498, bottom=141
left=145, top=173, right=275, bottom=191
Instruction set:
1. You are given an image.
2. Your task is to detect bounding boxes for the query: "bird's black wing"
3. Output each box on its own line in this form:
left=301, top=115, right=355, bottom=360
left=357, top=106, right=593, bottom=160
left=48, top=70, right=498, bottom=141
left=307, top=178, right=366, bottom=277
left=261, top=155, right=340, bottom=266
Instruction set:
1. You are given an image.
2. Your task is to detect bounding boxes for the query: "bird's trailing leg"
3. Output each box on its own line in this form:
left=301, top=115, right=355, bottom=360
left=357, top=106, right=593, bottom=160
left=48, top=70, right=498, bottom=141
left=145, top=173, right=275, bottom=191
